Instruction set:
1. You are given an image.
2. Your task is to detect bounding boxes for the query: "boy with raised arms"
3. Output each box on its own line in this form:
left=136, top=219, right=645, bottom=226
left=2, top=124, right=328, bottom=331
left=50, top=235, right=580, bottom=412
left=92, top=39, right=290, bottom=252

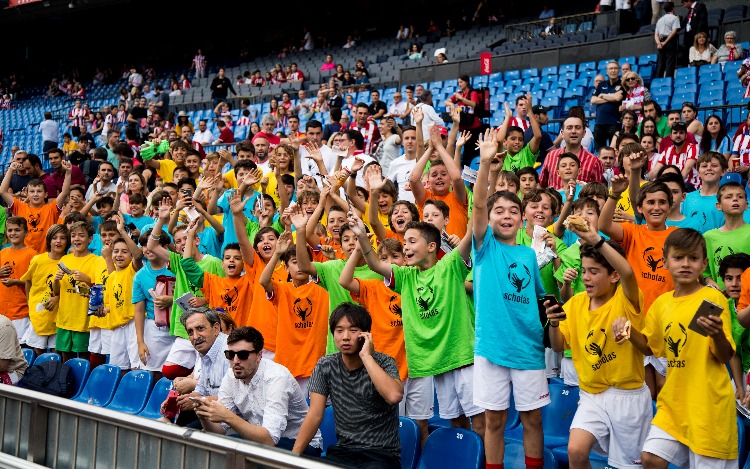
left=619, top=229, right=738, bottom=468
left=472, top=130, right=548, bottom=469
left=546, top=226, right=650, bottom=469
left=497, top=96, right=542, bottom=172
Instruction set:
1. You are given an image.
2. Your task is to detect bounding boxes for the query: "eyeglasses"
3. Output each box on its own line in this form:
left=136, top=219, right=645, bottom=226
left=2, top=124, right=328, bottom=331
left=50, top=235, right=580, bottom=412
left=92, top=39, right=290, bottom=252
left=625, top=77, right=637, bottom=81
left=224, top=349, right=258, bottom=361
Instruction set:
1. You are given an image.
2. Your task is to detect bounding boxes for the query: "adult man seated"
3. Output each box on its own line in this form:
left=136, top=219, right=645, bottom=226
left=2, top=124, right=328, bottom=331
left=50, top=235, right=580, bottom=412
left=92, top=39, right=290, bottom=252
left=160, top=309, right=230, bottom=426
left=195, top=327, right=323, bottom=456
left=293, top=304, right=403, bottom=469
left=0, top=314, right=28, bottom=385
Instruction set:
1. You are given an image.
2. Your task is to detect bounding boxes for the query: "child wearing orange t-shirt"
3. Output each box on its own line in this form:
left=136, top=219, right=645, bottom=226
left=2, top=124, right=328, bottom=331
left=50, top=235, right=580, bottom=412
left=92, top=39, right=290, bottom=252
left=367, top=167, right=420, bottom=244
left=410, top=125, right=469, bottom=238
left=599, top=167, right=676, bottom=400
left=261, top=231, right=329, bottom=396
left=0, top=217, right=38, bottom=342
left=0, top=160, right=73, bottom=253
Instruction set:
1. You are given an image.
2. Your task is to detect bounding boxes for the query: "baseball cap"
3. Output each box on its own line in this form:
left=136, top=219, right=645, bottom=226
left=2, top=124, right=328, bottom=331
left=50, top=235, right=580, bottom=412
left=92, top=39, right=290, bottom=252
left=438, top=126, right=448, bottom=137
left=531, top=105, right=550, bottom=114
left=719, top=172, right=742, bottom=187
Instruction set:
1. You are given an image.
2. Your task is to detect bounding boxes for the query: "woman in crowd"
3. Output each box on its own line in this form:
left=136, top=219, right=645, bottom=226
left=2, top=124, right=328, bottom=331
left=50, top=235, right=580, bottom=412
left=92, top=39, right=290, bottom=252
left=620, top=71, right=649, bottom=119
left=169, top=83, right=182, bottom=96
left=689, top=32, right=718, bottom=67
left=717, top=31, right=744, bottom=64
left=700, top=114, right=732, bottom=158
left=611, top=110, right=638, bottom=150
left=681, top=102, right=703, bottom=142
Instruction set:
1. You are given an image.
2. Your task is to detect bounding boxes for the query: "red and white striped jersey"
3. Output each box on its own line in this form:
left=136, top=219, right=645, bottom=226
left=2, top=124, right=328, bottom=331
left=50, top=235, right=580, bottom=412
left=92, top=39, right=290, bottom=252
left=69, top=107, right=89, bottom=128
left=509, top=116, right=529, bottom=131
left=236, top=116, right=251, bottom=126
left=193, top=55, right=206, bottom=70
left=289, top=70, right=305, bottom=82
left=657, top=143, right=701, bottom=188
left=732, top=132, right=750, bottom=166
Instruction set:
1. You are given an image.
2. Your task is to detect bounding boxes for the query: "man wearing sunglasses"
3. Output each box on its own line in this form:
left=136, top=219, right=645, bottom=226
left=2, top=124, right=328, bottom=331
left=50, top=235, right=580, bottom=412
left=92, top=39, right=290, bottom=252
left=195, top=327, right=323, bottom=456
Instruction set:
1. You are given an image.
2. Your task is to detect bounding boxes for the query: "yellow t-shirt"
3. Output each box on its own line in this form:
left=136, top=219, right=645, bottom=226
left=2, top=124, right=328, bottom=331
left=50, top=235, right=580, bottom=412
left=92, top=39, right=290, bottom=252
left=224, top=168, right=238, bottom=189
left=644, top=287, right=737, bottom=460
left=560, top=285, right=645, bottom=394
left=103, top=263, right=136, bottom=329
left=87, top=258, right=112, bottom=330
left=20, top=253, right=60, bottom=336
left=56, top=253, right=107, bottom=332
left=611, top=180, right=646, bottom=218
left=155, top=159, right=177, bottom=183
left=363, top=202, right=391, bottom=232
left=263, top=170, right=294, bottom=207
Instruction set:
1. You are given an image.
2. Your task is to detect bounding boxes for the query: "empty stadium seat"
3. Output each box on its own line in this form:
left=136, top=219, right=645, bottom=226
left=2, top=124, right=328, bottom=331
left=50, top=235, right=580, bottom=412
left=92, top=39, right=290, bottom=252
left=72, top=364, right=121, bottom=407
left=34, top=352, right=61, bottom=364
left=522, top=68, right=539, bottom=79
left=542, top=66, right=558, bottom=76
left=504, top=441, right=558, bottom=469
left=417, top=427, right=484, bottom=469
left=105, top=370, right=153, bottom=414
left=675, top=67, right=697, bottom=84
left=138, top=377, right=173, bottom=420
left=23, top=349, right=34, bottom=366
left=400, top=417, right=421, bottom=469
left=65, top=358, right=90, bottom=399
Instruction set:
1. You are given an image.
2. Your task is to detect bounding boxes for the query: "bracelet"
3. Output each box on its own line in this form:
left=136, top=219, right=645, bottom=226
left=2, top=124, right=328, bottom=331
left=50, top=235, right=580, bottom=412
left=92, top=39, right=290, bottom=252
left=593, top=237, right=606, bottom=250
left=608, top=193, right=622, bottom=200
left=150, top=233, right=161, bottom=240
left=549, top=321, right=559, bottom=328
left=362, top=249, right=372, bottom=256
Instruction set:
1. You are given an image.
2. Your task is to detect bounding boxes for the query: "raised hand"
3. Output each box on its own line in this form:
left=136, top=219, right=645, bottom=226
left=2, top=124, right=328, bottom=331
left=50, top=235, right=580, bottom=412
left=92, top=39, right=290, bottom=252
left=218, top=148, right=232, bottom=162
left=429, top=124, right=443, bottom=148
left=456, top=130, right=472, bottom=148
left=504, top=102, right=512, bottom=119
left=116, top=180, right=126, bottom=195
left=562, top=267, right=578, bottom=284
left=289, top=204, right=308, bottom=231
left=242, top=168, right=263, bottom=187
left=347, top=209, right=367, bottom=237
left=157, top=197, right=172, bottom=221
left=61, top=160, right=72, bottom=173
left=628, top=150, right=647, bottom=170
left=368, top=166, right=386, bottom=191
left=451, top=106, right=461, bottom=124
left=412, top=106, right=423, bottom=125
left=610, top=174, right=630, bottom=196
left=477, top=127, right=497, bottom=163
left=275, top=230, right=293, bottom=254
left=305, top=141, right=322, bottom=162
left=350, top=156, right=365, bottom=174
left=229, top=189, right=249, bottom=215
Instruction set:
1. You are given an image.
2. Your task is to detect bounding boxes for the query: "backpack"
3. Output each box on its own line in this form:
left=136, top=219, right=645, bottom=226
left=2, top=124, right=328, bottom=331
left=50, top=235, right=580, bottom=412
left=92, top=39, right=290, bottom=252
left=20, top=360, right=74, bottom=397
left=473, top=87, right=491, bottom=119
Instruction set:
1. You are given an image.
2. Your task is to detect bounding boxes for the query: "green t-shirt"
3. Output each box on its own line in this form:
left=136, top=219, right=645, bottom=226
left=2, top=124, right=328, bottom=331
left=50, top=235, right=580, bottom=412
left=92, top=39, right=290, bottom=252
left=704, top=224, right=750, bottom=290
left=314, top=259, right=382, bottom=354
left=168, top=251, right=225, bottom=339
left=517, top=227, right=567, bottom=301
left=729, top=298, right=750, bottom=372
left=391, top=249, right=474, bottom=378
left=554, top=241, right=583, bottom=360
left=502, top=144, right=538, bottom=172
left=0, top=205, right=6, bottom=245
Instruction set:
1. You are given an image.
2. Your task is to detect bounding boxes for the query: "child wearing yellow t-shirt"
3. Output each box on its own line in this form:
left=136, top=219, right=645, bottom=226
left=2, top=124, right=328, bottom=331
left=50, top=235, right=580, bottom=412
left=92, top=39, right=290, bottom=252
left=623, top=228, right=738, bottom=467
left=546, top=226, right=651, bottom=469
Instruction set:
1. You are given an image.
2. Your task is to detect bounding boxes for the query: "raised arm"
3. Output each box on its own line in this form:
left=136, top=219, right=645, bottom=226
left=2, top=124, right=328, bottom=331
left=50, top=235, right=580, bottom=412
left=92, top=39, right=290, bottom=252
left=55, top=160, right=73, bottom=208
left=349, top=209, right=392, bottom=278
left=259, top=231, right=291, bottom=295
left=147, top=199, right=172, bottom=264
left=446, top=107, right=461, bottom=156
left=366, top=167, right=389, bottom=242
left=291, top=204, right=317, bottom=276
left=113, top=212, right=143, bottom=271
left=472, top=128, right=497, bottom=249
left=430, top=125, right=467, bottom=204
left=412, top=107, right=425, bottom=152
left=338, top=244, right=363, bottom=295
left=553, top=181, right=576, bottom=239
left=229, top=189, right=256, bottom=267
left=408, top=142, right=432, bottom=205
left=526, top=93, right=542, bottom=155
left=304, top=185, right=330, bottom=248
left=346, top=162, right=367, bottom=215
left=0, top=162, right=19, bottom=206
left=598, top=174, right=627, bottom=243
left=359, top=333, right=404, bottom=405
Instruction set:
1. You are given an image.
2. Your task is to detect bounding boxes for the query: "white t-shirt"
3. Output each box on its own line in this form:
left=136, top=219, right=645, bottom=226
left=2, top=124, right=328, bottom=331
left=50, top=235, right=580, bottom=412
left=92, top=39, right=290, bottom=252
left=299, top=144, right=337, bottom=187
left=341, top=154, right=376, bottom=187
left=387, top=155, right=417, bottom=203
left=416, top=103, right=444, bottom=140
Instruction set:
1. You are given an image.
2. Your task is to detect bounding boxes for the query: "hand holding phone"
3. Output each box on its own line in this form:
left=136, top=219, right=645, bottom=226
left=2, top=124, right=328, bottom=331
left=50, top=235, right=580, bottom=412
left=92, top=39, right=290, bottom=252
left=539, top=294, right=566, bottom=321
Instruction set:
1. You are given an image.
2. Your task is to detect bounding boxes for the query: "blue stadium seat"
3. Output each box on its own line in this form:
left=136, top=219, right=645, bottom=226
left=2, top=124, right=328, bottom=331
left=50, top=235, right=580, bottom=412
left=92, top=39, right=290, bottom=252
left=65, top=358, right=90, bottom=399
left=504, top=441, right=558, bottom=469
left=699, top=89, right=725, bottom=106
left=417, top=427, right=484, bottom=469
left=564, top=24, right=577, bottom=34
left=138, top=377, right=173, bottom=420
left=400, top=417, right=421, bottom=469
left=233, top=125, right=248, bottom=140
left=725, top=61, right=743, bottom=78
left=105, top=370, right=153, bottom=414
left=564, top=86, right=586, bottom=99
left=652, top=94, right=671, bottom=110
left=674, top=82, right=697, bottom=93
left=23, top=349, right=34, bottom=366
left=675, top=67, right=697, bottom=83
left=619, top=56, right=637, bottom=67
left=321, top=406, right=338, bottom=455
left=639, top=53, right=657, bottom=65
left=34, top=352, right=61, bottom=364
left=522, top=68, right=539, bottom=79
left=673, top=92, right=696, bottom=105
left=542, top=66, right=558, bottom=76
left=72, top=364, right=121, bottom=407
left=699, top=69, right=723, bottom=82
left=506, top=384, right=579, bottom=449
left=597, top=59, right=616, bottom=70
left=541, top=96, right=561, bottom=112
left=504, top=70, right=521, bottom=81
left=559, top=64, right=576, bottom=74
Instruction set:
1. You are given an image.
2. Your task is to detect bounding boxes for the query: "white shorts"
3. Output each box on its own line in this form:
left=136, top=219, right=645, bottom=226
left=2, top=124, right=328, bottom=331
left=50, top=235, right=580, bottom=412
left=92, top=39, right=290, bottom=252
left=87, top=328, right=112, bottom=355
left=12, top=317, right=30, bottom=344
left=109, top=320, right=139, bottom=370
left=139, top=319, right=175, bottom=372
left=642, top=425, right=738, bottom=469
left=545, top=348, right=562, bottom=378
left=399, top=376, right=435, bottom=420
left=22, top=327, right=56, bottom=350
left=434, top=365, right=484, bottom=419
left=645, top=356, right=667, bottom=377
left=572, top=385, right=652, bottom=468
left=473, top=355, right=551, bottom=412
left=165, top=337, right=197, bottom=369
left=561, top=357, right=580, bottom=387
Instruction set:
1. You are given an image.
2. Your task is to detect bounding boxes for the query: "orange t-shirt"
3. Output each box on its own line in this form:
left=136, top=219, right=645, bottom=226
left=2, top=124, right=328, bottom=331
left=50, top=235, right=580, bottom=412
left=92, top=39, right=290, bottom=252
left=351, top=279, right=408, bottom=381
left=201, top=265, right=255, bottom=327
left=10, top=199, right=62, bottom=253
left=620, top=223, right=676, bottom=313
left=738, top=269, right=750, bottom=311
left=420, top=189, right=468, bottom=238
left=272, top=280, right=329, bottom=378
left=0, top=246, right=38, bottom=320
left=311, top=236, right=346, bottom=263
left=247, top=251, right=286, bottom=353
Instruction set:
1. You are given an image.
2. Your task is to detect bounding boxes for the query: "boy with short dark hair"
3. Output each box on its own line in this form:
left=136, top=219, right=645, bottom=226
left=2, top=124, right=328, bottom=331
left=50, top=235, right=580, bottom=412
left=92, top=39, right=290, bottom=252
left=681, top=151, right=727, bottom=233
left=497, top=94, right=541, bottom=172
left=0, top=216, right=38, bottom=342
left=703, top=181, right=750, bottom=290
left=557, top=152, right=582, bottom=203
left=622, top=229, right=738, bottom=468
left=719, top=253, right=750, bottom=405
left=654, top=173, right=704, bottom=231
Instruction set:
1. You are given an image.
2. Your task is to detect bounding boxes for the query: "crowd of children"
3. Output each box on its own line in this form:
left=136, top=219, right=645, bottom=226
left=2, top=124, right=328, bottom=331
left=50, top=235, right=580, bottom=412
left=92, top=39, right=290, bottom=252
left=2, top=92, right=750, bottom=468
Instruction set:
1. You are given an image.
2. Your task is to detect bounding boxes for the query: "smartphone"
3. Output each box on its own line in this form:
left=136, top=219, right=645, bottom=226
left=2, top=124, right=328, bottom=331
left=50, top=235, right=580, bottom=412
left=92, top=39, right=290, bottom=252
left=188, top=397, right=204, bottom=405
left=184, top=206, right=200, bottom=221
left=688, top=299, right=724, bottom=336
left=57, top=262, right=74, bottom=275
left=539, top=294, right=566, bottom=320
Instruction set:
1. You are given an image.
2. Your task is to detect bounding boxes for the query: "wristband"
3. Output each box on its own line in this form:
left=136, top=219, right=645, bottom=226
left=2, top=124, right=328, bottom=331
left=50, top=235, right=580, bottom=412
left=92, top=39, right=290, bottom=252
left=608, top=193, right=622, bottom=200
left=150, top=233, right=162, bottom=241
left=549, top=321, right=559, bottom=328
left=362, top=249, right=372, bottom=257
left=593, top=237, right=606, bottom=250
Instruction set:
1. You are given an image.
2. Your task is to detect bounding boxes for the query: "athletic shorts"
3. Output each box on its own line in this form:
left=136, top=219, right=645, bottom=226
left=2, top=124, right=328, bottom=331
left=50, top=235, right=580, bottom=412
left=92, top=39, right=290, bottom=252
left=138, top=319, right=175, bottom=372
left=473, top=355, right=551, bottom=412
left=434, top=365, right=484, bottom=419
left=88, top=328, right=112, bottom=355
left=109, top=320, right=138, bottom=370
left=545, top=348, right=562, bottom=378
left=561, top=357, right=580, bottom=387
left=165, top=337, right=197, bottom=369
left=56, top=327, right=90, bottom=353
left=645, top=356, right=667, bottom=377
left=642, top=425, right=738, bottom=469
left=22, top=327, right=56, bottom=350
left=12, top=317, right=30, bottom=344
left=572, top=385, right=651, bottom=468
left=399, top=376, right=435, bottom=420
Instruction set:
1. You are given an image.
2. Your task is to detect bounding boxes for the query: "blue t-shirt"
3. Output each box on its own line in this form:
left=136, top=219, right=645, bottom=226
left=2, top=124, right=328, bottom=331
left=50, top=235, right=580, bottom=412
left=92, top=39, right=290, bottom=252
left=198, top=227, right=223, bottom=259
left=123, top=213, right=156, bottom=232
left=665, top=216, right=707, bottom=231
left=473, top=229, right=546, bottom=370
left=711, top=136, right=731, bottom=155
left=217, top=189, right=260, bottom=249
left=562, top=228, right=608, bottom=247
left=132, top=263, right=174, bottom=320
left=91, top=215, right=104, bottom=234
left=592, top=79, right=623, bottom=126
left=88, top=234, right=103, bottom=255
left=681, top=191, right=724, bottom=234
left=559, top=184, right=582, bottom=204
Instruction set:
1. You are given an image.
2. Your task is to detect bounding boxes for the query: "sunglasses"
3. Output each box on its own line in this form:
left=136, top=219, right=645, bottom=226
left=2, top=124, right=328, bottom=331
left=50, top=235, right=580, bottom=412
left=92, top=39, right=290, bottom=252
left=625, top=77, right=637, bottom=81
left=224, top=349, right=258, bottom=360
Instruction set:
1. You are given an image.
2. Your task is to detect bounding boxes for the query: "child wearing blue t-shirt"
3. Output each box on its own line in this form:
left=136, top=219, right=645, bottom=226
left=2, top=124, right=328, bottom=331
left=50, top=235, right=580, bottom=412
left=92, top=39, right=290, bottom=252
left=680, top=151, right=727, bottom=233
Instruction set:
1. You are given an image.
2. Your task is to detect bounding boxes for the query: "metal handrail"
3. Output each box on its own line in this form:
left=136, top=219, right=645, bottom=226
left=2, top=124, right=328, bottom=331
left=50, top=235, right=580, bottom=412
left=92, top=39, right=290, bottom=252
left=504, top=11, right=599, bottom=42
left=0, top=384, right=336, bottom=469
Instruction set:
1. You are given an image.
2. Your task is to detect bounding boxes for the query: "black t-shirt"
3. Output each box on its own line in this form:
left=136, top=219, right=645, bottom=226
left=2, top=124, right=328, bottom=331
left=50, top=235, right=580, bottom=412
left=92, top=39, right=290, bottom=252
left=129, top=106, right=147, bottom=126
left=368, top=101, right=387, bottom=117
left=68, top=151, right=89, bottom=167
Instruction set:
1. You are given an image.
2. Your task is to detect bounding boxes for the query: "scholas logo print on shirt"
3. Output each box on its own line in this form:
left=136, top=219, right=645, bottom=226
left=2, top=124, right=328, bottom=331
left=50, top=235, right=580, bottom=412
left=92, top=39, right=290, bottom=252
left=664, top=322, right=687, bottom=367
left=294, top=298, right=314, bottom=328
left=3, top=260, right=15, bottom=276
left=416, top=286, right=439, bottom=320
left=28, top=213, right=41, bottom=232
left=113, top=284, right=124, bottom=308
left=504, top=262, right=531, bottom=304
left=221, top=286, right=239, bottom=313
left=688, top=210, right=708, bottom=228
left=586, top=328, right=616, bottom=371
left=388, top=295, right=403, bottom=328
left=713, top=246, right=735, bottom=272
left=641, top=247, right=666, bottom=282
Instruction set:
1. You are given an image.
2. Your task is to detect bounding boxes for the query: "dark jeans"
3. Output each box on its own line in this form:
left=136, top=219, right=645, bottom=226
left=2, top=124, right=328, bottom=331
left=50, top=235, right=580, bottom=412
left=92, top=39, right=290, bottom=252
left=324, top=445, right=401, bottom=469
left=43, top=140, right=58, bottom=156
left=655, top=37, right=678, bottom=79
left=276, top=437, right=322, bottom=457
left=593, top=123, right=620, bottom=152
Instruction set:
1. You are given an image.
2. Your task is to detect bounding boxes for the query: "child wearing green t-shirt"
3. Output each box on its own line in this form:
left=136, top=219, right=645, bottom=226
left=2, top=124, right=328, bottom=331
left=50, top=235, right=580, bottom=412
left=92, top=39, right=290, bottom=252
left=498, top=94, right=541, bottom=173
left=704, top=181, right=750, bottom=290
left=719, top=253, right=750, bottom=407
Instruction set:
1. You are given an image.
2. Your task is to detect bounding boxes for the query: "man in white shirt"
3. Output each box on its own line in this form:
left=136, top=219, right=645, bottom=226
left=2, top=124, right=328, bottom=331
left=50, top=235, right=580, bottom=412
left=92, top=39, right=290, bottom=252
left=387, top=92, right=409, bottom=125
left=192, top=120, right=214, bottom=146
left=128, top=68, right=143, bottom=88
left=84, top=161, right=118, bottom=201
left=299, top=120, right=337, bottom=187
left=387, top=126, right=419, bottom=202
left=40, top=111, right=59, bottom=156
left=415, top=90, right=443, bottom=140
left=195, top=326, right=323, bottom=456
